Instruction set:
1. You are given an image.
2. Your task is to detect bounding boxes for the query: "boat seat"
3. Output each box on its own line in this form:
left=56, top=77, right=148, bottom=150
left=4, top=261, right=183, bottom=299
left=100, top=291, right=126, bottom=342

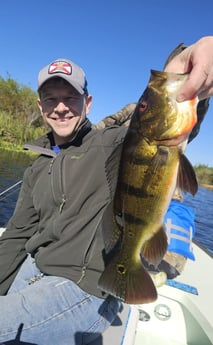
left=89, top=303, right=139, bottom=345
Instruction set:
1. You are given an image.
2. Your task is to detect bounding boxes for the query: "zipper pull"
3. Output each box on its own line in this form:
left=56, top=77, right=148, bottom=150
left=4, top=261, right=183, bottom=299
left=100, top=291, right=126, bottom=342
left=77, top=266, right=86, bottom=284
left=59, top=195, right=66, bottom=213
left=48, top=158, right=55, bottom=174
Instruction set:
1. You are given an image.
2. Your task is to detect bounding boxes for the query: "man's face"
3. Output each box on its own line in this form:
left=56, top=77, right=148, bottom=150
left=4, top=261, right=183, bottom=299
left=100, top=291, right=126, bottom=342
left=38, top=78, right=92, bottom=145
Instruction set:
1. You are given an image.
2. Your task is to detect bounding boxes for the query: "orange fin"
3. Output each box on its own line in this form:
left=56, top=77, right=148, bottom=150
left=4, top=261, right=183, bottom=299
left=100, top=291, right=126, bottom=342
left=141, top=226, right=168, bottom=266
left=177, top=154, right=198, bottom=195
left=98, top=255, right=157, bottom=304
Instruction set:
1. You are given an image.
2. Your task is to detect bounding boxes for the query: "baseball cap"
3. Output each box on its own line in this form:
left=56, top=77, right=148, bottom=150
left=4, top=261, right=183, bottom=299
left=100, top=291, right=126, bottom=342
left=37, top=58, right=88, bottom=95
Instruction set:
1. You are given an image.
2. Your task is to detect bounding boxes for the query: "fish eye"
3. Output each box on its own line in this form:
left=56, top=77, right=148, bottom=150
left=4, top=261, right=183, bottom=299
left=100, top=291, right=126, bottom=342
left=138, top=100, right=148, bottom=112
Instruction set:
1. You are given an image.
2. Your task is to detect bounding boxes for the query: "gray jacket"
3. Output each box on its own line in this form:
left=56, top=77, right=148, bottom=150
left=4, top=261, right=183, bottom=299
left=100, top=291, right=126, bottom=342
left=0, top=119, right=127, bottom=298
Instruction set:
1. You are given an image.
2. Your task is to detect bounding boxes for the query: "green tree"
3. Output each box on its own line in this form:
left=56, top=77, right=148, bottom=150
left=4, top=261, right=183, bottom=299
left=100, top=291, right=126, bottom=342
left=0, top=74, right=45, bottom=145
left=0, top=75, right=41, bottom=124
left=194, top=164, right=213, bottom=185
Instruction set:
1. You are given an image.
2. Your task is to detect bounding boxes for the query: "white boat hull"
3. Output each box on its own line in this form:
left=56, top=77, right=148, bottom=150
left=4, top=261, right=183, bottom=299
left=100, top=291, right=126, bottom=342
left=133, top=241, right=213, bottom=345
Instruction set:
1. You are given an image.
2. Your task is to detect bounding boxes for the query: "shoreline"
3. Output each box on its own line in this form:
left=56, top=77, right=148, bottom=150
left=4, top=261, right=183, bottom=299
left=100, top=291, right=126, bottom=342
left=201, top=184, right=213, bottom=191
left=0, top=142, right=37, bottom=157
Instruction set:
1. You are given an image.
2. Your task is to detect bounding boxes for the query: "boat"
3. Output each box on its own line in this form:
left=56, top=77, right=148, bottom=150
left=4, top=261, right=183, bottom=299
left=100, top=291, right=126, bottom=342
left=133, top=240, right=213, bottom=345
left=0, top=231, right=212, bottom=345
left=91, top=240, right=213, bottom=345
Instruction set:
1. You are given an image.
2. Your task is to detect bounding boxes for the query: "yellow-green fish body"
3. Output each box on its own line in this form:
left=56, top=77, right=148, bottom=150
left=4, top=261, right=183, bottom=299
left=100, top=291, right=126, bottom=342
left=98, top=70, right=198, bottom=304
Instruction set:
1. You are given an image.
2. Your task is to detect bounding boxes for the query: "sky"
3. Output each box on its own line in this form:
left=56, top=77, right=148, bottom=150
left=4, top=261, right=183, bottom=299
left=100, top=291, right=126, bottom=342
left=0, top=0, right=213, bottom=166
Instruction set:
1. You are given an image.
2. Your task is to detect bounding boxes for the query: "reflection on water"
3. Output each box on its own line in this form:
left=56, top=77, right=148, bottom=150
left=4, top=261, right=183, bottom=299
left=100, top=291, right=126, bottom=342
left=0, top=150, right=213, bottom=254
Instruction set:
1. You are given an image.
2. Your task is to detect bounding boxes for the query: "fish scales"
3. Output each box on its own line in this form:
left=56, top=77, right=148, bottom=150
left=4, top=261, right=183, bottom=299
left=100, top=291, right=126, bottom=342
left=98, top=70, right=198, bottom=304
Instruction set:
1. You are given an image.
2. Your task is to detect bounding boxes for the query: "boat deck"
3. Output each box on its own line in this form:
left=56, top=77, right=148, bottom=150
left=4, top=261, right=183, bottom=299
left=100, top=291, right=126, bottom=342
left=133, top=242, right=213, bottom=345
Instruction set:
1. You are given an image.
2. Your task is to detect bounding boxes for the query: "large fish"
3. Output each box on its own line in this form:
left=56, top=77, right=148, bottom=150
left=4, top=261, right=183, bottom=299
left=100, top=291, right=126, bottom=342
left=98, top=70, right=198, bottom=304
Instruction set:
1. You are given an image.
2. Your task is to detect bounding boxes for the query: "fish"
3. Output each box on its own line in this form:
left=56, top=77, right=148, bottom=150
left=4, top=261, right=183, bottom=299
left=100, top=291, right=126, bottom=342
left=98, top=70, right=198, bottom=304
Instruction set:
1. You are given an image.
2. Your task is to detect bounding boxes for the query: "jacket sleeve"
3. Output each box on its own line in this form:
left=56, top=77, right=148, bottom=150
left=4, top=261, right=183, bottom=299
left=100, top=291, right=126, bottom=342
left=93, top=103, right=137, bottom=129
left=0, top=166, right=39, bottom=295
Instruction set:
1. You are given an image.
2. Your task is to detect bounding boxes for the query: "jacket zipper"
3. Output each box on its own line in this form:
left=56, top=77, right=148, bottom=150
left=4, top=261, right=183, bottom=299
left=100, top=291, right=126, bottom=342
left=77, top=214, right=103, bottom=286
left=59, top=155, right=66, bottom=213
left=48, top=156, right=66, bottom=213
left=59, top=195, right=66, bottom=213
left=48, top=158, right=55, bottom=174
left=77, top=266, right=86, bottom=284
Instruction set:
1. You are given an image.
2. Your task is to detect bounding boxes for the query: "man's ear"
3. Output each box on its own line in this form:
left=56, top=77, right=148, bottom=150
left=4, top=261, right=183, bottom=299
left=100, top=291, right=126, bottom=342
left=85, top=95, right=93, bottom=115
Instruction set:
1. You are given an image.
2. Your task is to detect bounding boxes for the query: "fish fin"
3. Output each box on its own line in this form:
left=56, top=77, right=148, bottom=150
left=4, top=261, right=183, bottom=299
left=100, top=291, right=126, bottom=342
left=177, top=154, right=198, bottom=195
left=98, top=255, right=157, bottom=304
left=142, top=147, right=169, bottom=190
left=141, top=226, right=168, bottom=266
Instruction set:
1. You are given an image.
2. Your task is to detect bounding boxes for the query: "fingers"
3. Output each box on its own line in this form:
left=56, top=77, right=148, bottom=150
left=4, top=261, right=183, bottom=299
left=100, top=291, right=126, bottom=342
left=198, top=86, right=213, bottom=101
left=176, top=63, right=209, bottom=101
left=164, top=36, right=213, bottom=101
left=177, top=60, right=213, bottom=101
left=164, top=53, right=190, bottom=74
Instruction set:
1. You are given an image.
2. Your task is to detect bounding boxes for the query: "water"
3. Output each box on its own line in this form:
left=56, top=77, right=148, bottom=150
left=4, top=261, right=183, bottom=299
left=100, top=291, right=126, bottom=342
left=184, top=187, right=213, bottom=254
left=0, top=150, right=213, bottom=255
left=0, top=150, right=33, bottom=225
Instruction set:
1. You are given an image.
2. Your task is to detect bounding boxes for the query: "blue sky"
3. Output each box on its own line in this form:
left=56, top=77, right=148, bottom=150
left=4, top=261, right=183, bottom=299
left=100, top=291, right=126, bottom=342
left=0, top=0, right=213, bottom=166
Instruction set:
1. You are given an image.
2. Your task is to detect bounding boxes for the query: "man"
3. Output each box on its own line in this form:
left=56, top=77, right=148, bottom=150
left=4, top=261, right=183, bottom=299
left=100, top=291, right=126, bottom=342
left=0, top=36, right=212, bottom=344
left=0, top=59, right=125, bottom=344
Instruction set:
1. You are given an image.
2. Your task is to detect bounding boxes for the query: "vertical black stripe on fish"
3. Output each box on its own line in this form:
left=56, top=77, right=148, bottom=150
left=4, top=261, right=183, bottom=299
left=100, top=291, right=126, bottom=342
left=119, top=182, right=150, bottom=198
left=124, top=212, right=146, bottom=226
left=124, top=154, right=154, bottom=166
left=123, top=146, right=169, bottom=167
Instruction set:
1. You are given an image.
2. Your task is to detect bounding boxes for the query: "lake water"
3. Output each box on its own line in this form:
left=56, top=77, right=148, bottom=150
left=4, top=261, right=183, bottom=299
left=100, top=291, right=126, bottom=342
left=0, top=150, right=213, bottom=255
left=0, top=150, right=33, bottom=226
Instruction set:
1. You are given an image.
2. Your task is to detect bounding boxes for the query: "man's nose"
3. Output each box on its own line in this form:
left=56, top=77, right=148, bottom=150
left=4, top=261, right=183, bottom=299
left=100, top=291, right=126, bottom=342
left=54, top=101, right=69, bottom=112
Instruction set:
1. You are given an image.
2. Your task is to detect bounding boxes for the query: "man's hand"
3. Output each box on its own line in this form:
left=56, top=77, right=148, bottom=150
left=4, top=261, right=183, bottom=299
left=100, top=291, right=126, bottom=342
left=165, top=36, right=213, bottom=101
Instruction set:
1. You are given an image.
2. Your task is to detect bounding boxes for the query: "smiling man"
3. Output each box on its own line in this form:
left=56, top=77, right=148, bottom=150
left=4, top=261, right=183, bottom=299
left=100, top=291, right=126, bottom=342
left=0, top=57, right=125, bottom=344
left=37, top=59, right=92, bottom=145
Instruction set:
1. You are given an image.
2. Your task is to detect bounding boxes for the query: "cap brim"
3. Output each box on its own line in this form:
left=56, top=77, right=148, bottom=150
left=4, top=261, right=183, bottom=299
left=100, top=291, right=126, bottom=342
left=37, top=74, right=84, bottom=95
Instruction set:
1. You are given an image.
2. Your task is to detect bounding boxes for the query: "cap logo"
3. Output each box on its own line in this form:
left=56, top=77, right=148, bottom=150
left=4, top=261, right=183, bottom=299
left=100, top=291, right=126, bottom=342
left=48, top=61, right=72, bottom=75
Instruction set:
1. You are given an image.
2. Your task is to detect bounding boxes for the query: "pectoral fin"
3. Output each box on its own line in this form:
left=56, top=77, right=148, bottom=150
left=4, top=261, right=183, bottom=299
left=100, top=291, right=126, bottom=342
left=177, top=154, right=198, bottom=195
left=141, top=226, right=168, bottom=267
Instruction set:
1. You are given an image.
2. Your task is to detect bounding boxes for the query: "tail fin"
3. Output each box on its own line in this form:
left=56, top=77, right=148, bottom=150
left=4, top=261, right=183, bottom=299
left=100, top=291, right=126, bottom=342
left=98, top=255, right=157, bottom=304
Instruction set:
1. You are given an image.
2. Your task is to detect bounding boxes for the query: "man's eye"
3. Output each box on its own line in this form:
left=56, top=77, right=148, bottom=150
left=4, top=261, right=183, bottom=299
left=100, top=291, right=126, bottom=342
left=44, top=98, right=55, bottom=103
left=66, top=95, right=79, bottom=101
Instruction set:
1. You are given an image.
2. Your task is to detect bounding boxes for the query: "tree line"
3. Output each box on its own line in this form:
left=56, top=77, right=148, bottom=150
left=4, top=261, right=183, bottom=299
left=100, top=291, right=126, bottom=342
left=194, top=164, right=213, bottom=186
